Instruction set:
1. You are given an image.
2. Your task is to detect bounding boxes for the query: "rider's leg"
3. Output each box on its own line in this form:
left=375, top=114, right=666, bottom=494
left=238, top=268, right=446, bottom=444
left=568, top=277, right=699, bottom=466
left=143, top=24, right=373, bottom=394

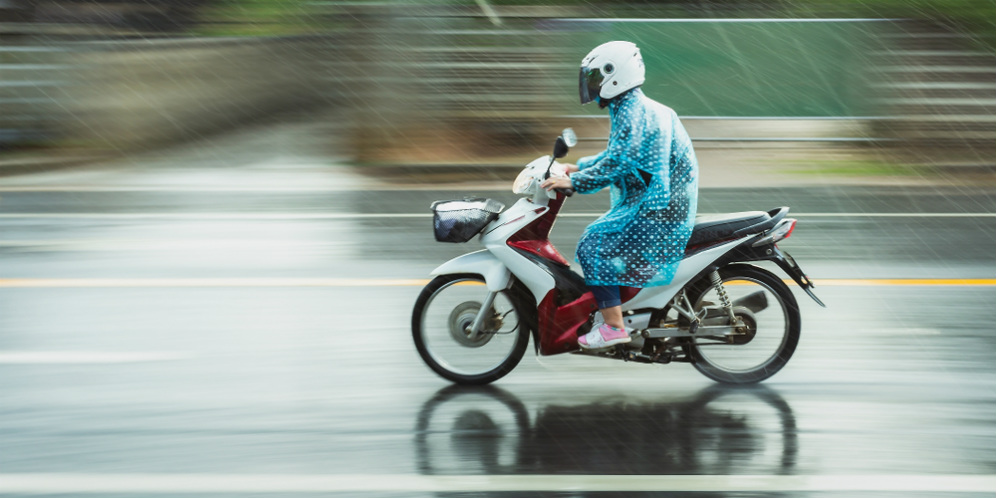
left=590, top=285, right=621, bottom=312
left=600, top=305, right=624, bottom=329
left=580, top=286, right=630, bottom=348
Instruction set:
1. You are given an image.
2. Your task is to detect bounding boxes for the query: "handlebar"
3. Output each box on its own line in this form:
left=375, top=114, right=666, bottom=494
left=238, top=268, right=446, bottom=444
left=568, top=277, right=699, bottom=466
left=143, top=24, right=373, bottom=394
left=557, top=188, right=575, bottom=197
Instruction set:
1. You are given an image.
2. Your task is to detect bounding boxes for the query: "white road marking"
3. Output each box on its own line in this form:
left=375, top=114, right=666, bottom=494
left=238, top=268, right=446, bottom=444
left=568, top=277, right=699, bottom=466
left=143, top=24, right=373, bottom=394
left=0, top=474, right=992, bottom=493
left=0, top=212, right=992, bottom=220
left=0, top=278, right=430, bottom=287
left=876, top=328, right=943, bottom=336
left=0, top=351, right=193, bottom=364
left=0, top=185, right=484, bottom=192
left=0, top=213, right=430, bottom=220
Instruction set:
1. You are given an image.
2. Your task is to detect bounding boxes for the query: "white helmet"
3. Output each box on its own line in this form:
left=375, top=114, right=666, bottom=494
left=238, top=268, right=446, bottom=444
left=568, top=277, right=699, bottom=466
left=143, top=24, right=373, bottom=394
left=579, top=41, right=645, bottom=105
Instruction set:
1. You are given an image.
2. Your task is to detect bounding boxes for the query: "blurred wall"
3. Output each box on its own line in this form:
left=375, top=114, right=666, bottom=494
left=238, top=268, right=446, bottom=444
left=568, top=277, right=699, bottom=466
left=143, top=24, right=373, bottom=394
left=333, top=7, right=885, bottom=164
left=2, top=2, right=992, bottom=168
left=58, top=36, right=333, bottom=150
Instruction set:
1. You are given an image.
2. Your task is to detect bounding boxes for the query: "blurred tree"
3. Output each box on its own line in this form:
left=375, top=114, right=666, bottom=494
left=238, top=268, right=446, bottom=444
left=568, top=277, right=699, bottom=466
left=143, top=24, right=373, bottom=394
left=195, top=0, right=323, bottom=36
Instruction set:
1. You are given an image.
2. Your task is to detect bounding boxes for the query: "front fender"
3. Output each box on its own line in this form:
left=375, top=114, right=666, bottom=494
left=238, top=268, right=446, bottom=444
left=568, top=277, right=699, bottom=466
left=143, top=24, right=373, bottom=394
left=431, top=250, right=512, bottom=292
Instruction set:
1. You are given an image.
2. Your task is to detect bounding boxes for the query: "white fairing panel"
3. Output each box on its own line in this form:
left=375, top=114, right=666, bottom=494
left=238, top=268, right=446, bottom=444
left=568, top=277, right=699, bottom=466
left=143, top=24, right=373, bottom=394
left=479, top=197, right=557, bottom=304
left=430, top=250, right=512, bottom=292
left=482, top=198, right=547, bottom=240
left=489, top=243, right=555, bottom=305
left=623, top=237, right=750, bottom=311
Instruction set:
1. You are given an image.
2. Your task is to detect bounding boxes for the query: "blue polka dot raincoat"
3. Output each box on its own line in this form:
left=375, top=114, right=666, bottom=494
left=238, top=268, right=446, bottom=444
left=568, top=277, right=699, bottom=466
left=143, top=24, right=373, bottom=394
left=569, top=88, right=699, bottom=287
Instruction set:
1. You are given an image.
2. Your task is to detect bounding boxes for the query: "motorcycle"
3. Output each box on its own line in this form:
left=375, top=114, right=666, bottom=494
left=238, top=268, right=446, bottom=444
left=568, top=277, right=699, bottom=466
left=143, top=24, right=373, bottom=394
left=412, top=129, right=824, bottom=385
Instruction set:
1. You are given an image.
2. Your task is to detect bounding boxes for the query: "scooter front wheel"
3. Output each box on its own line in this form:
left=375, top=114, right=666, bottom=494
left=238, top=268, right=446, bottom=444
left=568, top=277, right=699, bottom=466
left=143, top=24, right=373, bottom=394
left=412, top=274, right=529, bottom=385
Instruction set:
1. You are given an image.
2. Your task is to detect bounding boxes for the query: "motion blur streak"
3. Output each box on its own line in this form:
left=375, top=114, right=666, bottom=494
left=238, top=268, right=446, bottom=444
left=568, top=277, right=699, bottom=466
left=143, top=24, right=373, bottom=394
left=0, top=212, right=994, bottom=219
left=0, top=278, right=431, bottom=288
left=0, top=473, right=994, bottom=493
left=0, top=351, right=193, bottom=364
left=2, top=278, right=995, bottom=288
left=1, top=2, right=993, bottom=496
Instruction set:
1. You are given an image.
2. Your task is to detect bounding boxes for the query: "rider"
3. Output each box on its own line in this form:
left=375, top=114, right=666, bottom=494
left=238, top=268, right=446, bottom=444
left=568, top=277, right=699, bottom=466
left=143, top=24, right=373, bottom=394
left=541, top=41, right=699, bottom=350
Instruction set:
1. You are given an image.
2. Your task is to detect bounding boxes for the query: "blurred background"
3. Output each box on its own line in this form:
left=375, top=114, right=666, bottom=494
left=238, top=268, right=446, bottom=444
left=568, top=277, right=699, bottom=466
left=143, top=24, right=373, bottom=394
left=1, top=2, right=995, bottom=497
left=1, top=0, right=993, bottom=176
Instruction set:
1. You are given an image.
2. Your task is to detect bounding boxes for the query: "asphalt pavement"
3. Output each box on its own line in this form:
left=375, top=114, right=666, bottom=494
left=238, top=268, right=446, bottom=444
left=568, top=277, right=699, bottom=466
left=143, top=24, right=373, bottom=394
left=0, top=134, right=995, bottom=496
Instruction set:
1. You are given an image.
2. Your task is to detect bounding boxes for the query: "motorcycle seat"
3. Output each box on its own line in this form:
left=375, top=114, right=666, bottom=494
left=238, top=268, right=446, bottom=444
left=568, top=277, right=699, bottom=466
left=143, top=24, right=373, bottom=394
left=687, top=211, right=771, bottom=247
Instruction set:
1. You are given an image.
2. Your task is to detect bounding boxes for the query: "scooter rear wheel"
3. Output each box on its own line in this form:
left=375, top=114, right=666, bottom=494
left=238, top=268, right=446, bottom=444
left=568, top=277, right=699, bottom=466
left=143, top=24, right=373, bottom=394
left=413, top=274, right=530, bottom=385
left=685, top=264, right=801, bottom=384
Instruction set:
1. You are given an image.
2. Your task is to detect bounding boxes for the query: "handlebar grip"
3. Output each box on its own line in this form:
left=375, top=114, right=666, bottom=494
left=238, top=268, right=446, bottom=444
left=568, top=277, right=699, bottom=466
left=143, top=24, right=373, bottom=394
left=557, top=188, right=575, bottom=197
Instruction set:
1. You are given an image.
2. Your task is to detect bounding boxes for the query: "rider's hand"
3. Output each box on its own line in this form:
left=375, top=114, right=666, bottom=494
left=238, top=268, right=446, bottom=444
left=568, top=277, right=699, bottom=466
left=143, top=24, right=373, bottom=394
left=541, top=175, right=573, bottom=191
left=564, top=163, right=579, bottom=174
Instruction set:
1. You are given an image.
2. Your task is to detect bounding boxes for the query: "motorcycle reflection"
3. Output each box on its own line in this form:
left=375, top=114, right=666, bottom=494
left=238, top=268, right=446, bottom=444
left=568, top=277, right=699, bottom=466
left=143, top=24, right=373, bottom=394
left=415, top=385, right=797, bottom=481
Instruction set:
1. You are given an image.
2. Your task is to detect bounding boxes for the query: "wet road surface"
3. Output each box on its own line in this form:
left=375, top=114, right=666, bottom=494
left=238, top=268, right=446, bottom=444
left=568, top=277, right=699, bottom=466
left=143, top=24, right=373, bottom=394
left=1, top=167, right=995, bottom=496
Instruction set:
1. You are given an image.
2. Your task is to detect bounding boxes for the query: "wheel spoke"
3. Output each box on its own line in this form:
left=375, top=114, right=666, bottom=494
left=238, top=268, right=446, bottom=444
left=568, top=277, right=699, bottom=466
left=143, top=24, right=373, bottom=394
left=694, top=277, right=787, bottom=371
left=685, top=266, right=800, bottom=384
left=413, top=276, right=529, bottom=384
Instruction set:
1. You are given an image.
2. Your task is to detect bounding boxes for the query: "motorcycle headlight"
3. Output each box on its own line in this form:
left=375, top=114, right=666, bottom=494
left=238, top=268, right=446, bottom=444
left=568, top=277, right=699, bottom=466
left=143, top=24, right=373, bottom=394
left=512, top=169, right=535, bottom=194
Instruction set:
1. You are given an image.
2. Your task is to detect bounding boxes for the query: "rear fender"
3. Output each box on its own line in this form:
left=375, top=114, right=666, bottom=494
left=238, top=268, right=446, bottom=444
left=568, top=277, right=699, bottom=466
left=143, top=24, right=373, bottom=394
left=723, top=240, right=826, bottom=307
left=430, top=250, right=512, bottom=292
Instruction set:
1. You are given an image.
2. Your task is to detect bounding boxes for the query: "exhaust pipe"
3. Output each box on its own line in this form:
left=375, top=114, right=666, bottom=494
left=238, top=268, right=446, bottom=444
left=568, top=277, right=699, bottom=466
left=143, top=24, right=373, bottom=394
left=732, top=290, right=768, bottom=313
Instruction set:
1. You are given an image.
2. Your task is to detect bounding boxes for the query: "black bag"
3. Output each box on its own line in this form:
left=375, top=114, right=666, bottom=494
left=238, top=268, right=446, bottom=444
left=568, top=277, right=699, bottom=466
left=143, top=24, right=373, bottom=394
left=431, top=198, right=505, bottom=243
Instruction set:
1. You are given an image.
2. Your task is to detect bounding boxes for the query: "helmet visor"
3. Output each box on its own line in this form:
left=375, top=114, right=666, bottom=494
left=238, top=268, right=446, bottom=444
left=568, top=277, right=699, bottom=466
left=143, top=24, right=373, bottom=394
left=579, top=66, right=603, bottom=105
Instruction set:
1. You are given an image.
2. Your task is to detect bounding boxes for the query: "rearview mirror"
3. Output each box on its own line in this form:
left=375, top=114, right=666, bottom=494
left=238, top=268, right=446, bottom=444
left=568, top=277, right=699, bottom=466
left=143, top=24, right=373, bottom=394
left=552, top=128, right=577, bottom=159
left=561, top=128, right=577, bottom=147
left=553, top=137, right=569, bottom=159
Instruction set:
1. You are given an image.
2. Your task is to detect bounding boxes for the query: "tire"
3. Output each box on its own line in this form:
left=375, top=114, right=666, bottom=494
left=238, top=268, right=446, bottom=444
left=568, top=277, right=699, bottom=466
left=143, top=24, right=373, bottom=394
left=412, top=274, right=530, bottom=385
left=686, top=264, right=801, bottom=384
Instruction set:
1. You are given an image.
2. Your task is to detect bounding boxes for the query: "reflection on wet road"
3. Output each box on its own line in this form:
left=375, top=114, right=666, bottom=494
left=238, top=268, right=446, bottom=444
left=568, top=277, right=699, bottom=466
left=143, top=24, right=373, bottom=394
left=417, top=385, right=799, bottom=477
left=0, top=180, right=994, bottom=496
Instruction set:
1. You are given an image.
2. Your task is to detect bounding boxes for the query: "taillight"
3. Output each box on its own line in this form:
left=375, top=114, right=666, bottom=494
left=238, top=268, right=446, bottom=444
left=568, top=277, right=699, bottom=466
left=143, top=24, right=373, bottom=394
left=779, top=219, right=797, bottom=240
left=752, top=219, right=797, bottom=247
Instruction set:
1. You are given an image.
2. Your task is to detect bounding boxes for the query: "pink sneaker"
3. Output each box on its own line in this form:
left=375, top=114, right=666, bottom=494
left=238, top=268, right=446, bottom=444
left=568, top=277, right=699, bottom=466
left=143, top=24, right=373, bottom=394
left=579, top=323, right=632, bottom=350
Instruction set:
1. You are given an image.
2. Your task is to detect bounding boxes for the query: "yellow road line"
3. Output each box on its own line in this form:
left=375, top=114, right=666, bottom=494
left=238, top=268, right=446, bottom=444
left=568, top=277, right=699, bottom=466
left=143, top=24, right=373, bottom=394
left=0, top=278, right=994, bottom=288
left=809, top=278, right=996, bottom=286
left=727, top=278, right=996, bottom=287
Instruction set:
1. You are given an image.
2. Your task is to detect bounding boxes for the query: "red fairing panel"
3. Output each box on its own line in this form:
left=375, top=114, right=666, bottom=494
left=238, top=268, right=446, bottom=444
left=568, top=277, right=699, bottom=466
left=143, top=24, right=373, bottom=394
left=537, top=290, right=599, bottom=355
left=513, top=193, right=564, bottom=241
left=536, top=286, right=643, bottom=355
left=507, top=193, right=570, bottom=265
left=508, top=240, right=569, bottom=266
left=522, top=193, right=644, bottom=354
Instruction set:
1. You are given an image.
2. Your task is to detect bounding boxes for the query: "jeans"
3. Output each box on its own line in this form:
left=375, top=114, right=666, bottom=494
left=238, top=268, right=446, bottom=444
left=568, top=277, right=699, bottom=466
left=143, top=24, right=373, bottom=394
left=589, top=285, right=621, bottom=309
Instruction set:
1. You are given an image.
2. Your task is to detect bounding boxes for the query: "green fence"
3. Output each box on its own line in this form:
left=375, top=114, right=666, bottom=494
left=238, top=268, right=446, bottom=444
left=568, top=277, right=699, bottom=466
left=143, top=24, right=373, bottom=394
left=549, top=19, right=883, bottom=117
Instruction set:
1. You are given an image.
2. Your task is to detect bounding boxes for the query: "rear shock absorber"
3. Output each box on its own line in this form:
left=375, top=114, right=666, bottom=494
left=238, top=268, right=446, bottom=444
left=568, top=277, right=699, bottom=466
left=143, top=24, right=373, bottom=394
left=710, top=271, right=737, bottom=323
